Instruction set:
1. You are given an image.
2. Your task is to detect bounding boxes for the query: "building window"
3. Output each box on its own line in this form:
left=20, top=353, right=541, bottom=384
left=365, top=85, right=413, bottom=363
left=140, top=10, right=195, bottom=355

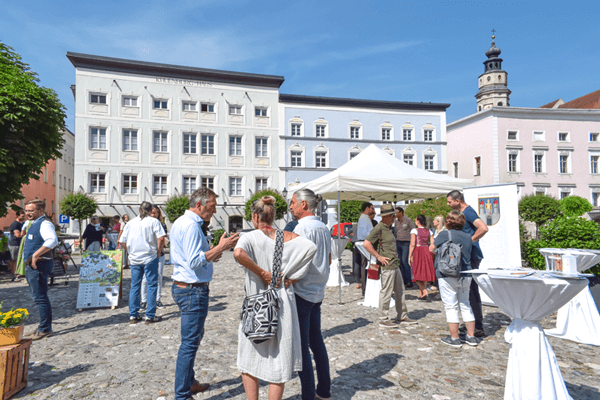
left=229, top=177, right=242, bottom=196
left=51, top=171, right=55, bottom=186
left=183, top=133, right=197, bottom=154
left=558, top=132, right=569, bottom=142
left=350, top=151, right=360, bottom=160
left=90, top=93, right=106, bottom=104
left=424, top=130, right=433, bottom=142
left=590, top=132, right=599, bottom=142
left=453, top=162, right=459, bottom=178
left=424, top=155, right=435, bottom=170
left=122, top=174, right=137, bottom=194
left=182, top=101, right=197, bottom=111
left=350, top=126, right=361, bottom=139
left=316, top=125, right=326, bottom=138
left=58, top=174, right=62, bottom=188
left=153, top=176, right=167, bottom=195
left=591, top=155, right=599, bottom=174
left=315, top=151, right=327, bottom=168
left=64, top=176, right=67, bottom=189
left=122, top=96, right=137, bottom=106
left=291, top=151, right=303, bottom=167
left=90, top=173, right=106, bottom=193
left=508, top=131, right=518, bottom=140
left=534, top=154, right=544, bottom=173
left=201, top=103, right=214, bottom=112
left=255, top=178, right=268, bottom=192
left=533, top=131, right=545, bottom=141
left=403, top=128, right=413, bottom=141
left=474, top=156, right=481, bottom=176
left=535, top=187, right=546, bottom=196
left=229, top=105, right=243, bottom=115
left=559, top=154, right=570, bottom=174
left=90, top=127, right=106, bottom=149
left=183, top=176, right=197, bottom=195
left=403, top=154, right=414, bottom=166
left=229, top=136, right=242, bottom=156
left=593, top=192, right=600, bottom=207
left=508, top=153, right=519, bottom=173
left=255, top=107, right=268, bottom=117
left=559, top=187, right=571, bottom=199
left=122, top=129, right=138, bottom=151
left=382, top=128, right=391, bottom=141
left=153, top=131, right=168, bottom=152
left=291, top=123, right=302, bottom=136
left=255, top=138, right=268, bottom=157
left=201, top=134, right=214, bottom=155
left=201, top=177, right=214, bottom=190
left=153, top=99, right=168, bottom=109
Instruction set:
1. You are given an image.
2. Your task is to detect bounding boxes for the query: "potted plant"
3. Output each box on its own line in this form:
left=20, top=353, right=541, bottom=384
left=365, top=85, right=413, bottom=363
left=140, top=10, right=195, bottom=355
left=0, top=302, right=29, bottom=346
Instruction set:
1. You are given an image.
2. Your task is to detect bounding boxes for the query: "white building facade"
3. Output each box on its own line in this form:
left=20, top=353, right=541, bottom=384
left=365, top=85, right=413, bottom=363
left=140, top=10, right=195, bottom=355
left=67, top=52, right=284, bottom=231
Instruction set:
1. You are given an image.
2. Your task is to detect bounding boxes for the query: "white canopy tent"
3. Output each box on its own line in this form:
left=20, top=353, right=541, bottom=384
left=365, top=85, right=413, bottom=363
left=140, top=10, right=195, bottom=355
left=288, top=144, right=473, bottom=302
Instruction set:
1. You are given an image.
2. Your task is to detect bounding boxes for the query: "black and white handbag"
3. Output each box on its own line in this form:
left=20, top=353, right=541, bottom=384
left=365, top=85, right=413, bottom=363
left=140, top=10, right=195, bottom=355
left=240, top=229, right=284, bottom=344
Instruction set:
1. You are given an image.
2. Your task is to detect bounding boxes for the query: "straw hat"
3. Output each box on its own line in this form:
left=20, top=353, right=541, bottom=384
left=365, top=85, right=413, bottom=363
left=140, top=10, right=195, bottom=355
left=378, top=203, right=396, bottom=217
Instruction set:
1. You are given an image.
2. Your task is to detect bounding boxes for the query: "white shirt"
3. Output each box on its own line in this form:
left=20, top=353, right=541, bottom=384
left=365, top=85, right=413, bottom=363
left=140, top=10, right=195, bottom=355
left=357, top=213, right=373, bottom=241
left=27, top=216, right=58, bottom=249
left=119, top=215, right=165, bottom=265
left=170, top=210, right=212, bottom=283
left=293, top=215, right=332, bottom=303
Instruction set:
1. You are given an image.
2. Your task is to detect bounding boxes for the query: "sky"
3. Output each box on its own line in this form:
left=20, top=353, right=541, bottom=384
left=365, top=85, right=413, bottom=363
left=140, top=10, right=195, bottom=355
left=2, top=0, right=600, bottom=131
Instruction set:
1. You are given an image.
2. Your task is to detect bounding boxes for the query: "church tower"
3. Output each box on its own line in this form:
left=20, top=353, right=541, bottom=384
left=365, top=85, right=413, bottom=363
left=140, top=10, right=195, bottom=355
left=475, top=34, right=511, bottom=112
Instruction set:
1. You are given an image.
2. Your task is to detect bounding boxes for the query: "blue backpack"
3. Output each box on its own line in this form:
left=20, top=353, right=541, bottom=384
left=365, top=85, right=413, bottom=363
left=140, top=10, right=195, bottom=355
left=437, top=231, right=462, bottom=277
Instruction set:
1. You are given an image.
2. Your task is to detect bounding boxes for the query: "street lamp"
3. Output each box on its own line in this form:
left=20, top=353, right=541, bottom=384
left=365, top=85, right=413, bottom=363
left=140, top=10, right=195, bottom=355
left=282, top=187, right=288, bottom=199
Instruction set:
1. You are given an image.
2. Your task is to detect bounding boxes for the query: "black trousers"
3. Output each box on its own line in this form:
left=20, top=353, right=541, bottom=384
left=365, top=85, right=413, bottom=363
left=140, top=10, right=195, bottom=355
left=352, top=246, right=368, bottom=295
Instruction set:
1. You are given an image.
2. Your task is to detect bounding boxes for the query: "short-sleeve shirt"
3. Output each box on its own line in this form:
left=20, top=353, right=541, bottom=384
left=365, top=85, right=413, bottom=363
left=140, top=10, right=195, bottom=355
left=120, top=216, right=166, bottom=265
left=462, top=205, right=483, bottom=261
left=9, top=221, right=23, bottom=246
left=365, top=222, right=398, bottom=270
left=434, top=229, right=473, bottom=278
left=357, top=213, right=373, bottom=241
left=394, top=215, right=415, bottom=242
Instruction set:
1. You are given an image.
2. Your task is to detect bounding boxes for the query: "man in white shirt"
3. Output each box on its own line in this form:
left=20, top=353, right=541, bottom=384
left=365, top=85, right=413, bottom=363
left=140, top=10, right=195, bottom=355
left=353, top=202, right=374, bottom=293
left=119, top=202, right=166, bottom=324
left=23, top=200, right=58, bottom=340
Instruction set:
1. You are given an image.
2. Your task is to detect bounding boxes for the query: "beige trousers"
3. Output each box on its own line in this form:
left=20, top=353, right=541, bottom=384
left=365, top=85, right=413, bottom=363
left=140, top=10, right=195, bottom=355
left=379, top=267, right=408, bottom=320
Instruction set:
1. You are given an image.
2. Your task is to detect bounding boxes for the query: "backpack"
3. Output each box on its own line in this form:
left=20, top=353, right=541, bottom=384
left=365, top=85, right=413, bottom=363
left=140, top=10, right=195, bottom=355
left=437, top=230, right=462, bottom=277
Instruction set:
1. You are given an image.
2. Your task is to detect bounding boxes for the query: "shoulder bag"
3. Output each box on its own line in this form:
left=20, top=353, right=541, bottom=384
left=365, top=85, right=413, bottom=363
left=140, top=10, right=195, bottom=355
left=240, top=229, right=284, bottom=344
left=367, top=230, right=383, bottom=280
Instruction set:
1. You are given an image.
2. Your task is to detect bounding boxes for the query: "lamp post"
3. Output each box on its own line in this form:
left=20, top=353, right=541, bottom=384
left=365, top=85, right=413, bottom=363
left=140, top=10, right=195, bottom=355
left=282, top=187, right=289, bottom=222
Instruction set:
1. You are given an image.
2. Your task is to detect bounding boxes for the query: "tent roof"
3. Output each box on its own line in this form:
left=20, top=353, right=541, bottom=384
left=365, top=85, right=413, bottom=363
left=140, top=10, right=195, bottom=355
left=289, top=144, right=473, bottom=201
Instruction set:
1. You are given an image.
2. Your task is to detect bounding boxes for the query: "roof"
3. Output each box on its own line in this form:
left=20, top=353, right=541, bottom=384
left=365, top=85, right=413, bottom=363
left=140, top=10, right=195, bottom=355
left=280, top=93, right=450, bottom=111
left=540, top=99, right=563, bottom=108
left=66, top=52, right=285, bottom=88
left=558, top=89, right=600, bottom=109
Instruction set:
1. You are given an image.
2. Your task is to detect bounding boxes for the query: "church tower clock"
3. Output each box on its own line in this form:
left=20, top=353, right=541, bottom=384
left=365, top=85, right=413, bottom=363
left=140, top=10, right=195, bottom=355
left=475, top=33, right=511, bottom=112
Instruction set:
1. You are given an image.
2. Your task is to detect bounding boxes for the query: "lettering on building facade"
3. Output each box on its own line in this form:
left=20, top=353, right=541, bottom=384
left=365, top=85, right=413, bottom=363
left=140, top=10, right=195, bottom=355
left=155, top=77, right=212, bottom=87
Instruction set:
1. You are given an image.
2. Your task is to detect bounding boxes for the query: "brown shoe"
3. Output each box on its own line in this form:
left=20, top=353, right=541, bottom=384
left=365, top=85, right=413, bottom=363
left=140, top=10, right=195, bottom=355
left=190, top=381, right=210, bottom=394
left=400, top=317, right=418, bottom=325
left=25, top=330, right=53, bottom=341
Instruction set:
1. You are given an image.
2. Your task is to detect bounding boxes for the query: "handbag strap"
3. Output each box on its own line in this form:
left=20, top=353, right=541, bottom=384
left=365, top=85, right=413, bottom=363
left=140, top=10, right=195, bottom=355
left=269, top=230, right=284, bottom=288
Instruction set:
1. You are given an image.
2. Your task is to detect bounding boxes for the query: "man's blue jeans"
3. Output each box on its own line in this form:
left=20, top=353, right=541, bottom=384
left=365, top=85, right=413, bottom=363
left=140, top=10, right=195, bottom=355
left=172, top=284, right=209, bottom=400
left=296, top=294, right=331, bottom=400
left=469, top=258, right=484, bottom=330
left=25, top=260, right=53, bottom=333
left=396, top=241, right=411, bottom=285
left=129, top=257, right=159, bottom=319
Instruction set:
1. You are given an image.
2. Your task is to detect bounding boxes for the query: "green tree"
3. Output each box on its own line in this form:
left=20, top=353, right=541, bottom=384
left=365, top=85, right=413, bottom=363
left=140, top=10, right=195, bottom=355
left=559, top=195, right=593, bottom=217
left=212, top=229, right=225, bottom=247
left=59, top=192, right=97, bottom=252
left=164, top=194, right=190, bottom=223
left=518, top=193, right=561, bottom=228
left=0, top=43, right=66, bottom=217
left=339, top=200, right=363, bottom=223
left=404, top=197, right=452, bottom=220
left=244, top=189, right=287, bottom=221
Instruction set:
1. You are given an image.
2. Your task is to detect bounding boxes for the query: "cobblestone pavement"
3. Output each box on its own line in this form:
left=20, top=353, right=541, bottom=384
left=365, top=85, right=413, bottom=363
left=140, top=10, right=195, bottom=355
left=2, top=251, right=600, bottom=400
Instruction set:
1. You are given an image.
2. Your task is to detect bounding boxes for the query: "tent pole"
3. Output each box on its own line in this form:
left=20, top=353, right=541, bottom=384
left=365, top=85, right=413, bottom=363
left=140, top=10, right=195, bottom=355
left=337, top=190, right=342, bottom=304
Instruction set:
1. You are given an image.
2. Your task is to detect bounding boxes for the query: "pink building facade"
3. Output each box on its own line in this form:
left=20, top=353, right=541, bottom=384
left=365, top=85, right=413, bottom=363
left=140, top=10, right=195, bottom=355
left=447, top=107, right=600, bottom=205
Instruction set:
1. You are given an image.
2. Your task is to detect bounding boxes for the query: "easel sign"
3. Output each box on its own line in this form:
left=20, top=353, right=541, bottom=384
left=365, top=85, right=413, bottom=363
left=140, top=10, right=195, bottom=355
left=76, top=251, right=123, bottom=310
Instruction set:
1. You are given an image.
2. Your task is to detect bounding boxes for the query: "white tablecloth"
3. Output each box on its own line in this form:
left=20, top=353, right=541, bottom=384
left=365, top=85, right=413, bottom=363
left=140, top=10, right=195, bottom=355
left=471, top=271, right=588, bottom=400
left=355, top=242, right=394, bottom=309
left=539, top=248, right=600, bottom=346
left=326, top=237, right=349, bottom=287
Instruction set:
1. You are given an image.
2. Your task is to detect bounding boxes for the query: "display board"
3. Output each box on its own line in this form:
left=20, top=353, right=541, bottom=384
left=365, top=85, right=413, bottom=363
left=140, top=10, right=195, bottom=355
left=76, top=251, right=123, bottom=309
left=464, top=183, right=521, bottom=305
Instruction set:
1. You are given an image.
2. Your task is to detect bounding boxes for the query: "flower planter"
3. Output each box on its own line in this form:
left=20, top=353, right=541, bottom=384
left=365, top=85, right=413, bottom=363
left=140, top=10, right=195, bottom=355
left=0, top=326, right=24, bottom=347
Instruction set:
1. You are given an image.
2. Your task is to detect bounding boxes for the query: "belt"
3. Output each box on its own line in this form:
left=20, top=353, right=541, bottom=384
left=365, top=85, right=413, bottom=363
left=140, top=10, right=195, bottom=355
left=173, top=280, right=209, bottom=288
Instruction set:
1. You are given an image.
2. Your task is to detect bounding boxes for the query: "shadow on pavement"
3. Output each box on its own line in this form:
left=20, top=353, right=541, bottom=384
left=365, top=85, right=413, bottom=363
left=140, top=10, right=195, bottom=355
left=483, top=311, right=512, bottom=337
left=565, top=382, right=600, bottom=400
left=323, top=317, right=370, bottom=339
left=14, top=363, right=92, bottom=398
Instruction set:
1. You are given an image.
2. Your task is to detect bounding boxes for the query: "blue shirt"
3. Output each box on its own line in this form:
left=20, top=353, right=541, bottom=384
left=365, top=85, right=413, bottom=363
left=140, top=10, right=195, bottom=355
left=293, top=215, right=332, bottom=303
left=462, top=205, right=484, bottom=261
left=170, top=210, right=212, bottom=283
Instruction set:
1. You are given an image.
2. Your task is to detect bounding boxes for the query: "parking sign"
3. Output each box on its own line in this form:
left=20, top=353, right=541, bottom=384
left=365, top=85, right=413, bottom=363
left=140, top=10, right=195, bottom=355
left=59, top=214, right=70, bottom=224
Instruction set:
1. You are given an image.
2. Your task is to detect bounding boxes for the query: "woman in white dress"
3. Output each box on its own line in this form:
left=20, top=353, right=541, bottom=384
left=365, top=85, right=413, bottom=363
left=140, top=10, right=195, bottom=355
left=234, top=196, right=317, bottom=400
